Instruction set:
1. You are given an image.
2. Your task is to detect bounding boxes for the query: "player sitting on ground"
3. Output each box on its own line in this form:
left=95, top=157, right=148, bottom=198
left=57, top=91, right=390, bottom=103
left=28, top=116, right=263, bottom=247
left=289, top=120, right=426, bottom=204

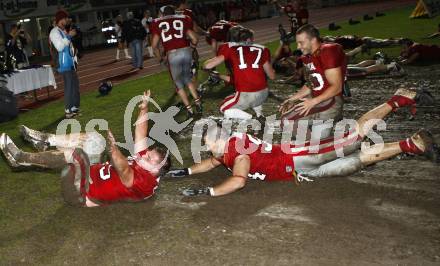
left=0, top=91, right=171, bottom=207
left=167, top=88, right=437, bottom=197
left=151, top=5, right=202, bottom=118
left=398, top=40, right=440, bottom=65
left=203, top=26, right=275, bottom=121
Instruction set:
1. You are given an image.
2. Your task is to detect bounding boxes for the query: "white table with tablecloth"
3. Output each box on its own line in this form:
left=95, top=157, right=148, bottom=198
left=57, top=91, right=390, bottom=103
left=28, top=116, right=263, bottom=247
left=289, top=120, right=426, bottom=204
left=5, top=65, right=57, bottom=95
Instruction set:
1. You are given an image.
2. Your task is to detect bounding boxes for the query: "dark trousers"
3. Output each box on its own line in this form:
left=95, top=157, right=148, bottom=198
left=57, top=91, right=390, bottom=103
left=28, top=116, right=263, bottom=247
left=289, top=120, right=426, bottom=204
left=61, top=70, right=80, bottom=112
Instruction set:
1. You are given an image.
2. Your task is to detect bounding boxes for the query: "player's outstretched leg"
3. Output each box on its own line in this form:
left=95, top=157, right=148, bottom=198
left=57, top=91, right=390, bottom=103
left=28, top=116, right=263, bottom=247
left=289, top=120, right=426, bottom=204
left=360, top=129, right=439, bottom=165
left=356, top=87, right=435, bottom=138
left=298, top=129, right=438, bottom=180
left=61, top=148, right=91, bottom=207
left=20, top=125, right=52, bottom=151
left=0, top=134, right=69, bottom=169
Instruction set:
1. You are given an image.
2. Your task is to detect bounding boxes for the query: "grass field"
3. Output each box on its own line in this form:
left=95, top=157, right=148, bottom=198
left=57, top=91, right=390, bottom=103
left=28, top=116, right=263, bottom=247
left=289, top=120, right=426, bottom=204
left=0, top=6, right=440, bottom=264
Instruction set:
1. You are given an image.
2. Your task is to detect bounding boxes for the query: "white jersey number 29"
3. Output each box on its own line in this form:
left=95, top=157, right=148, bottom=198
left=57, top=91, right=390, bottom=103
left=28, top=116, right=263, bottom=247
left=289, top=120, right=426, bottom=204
left=159, top=20, right=184, bottom=42
left=237, top=46, right=263, bottom=70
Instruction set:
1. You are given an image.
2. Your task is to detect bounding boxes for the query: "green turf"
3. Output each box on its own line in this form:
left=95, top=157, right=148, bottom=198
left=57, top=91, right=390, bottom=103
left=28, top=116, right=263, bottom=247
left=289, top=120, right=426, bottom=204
left=0, top=6, right=439, bottom=259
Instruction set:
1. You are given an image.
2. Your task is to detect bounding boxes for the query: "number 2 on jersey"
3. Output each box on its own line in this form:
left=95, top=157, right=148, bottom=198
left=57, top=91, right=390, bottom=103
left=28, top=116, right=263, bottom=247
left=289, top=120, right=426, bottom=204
left=237, top=46, right=263, bottom=70
left=159, top=20, right=184, bottom=42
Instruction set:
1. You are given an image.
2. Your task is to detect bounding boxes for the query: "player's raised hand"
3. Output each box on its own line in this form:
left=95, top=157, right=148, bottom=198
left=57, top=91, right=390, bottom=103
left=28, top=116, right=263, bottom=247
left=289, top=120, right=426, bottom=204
left=167, top=168, right=190, bottom=177
left=107, top=129, right=117, bottom=152
left=138, top=90, right=151, bottom=110
left=182, top=187, right=212, bottom=197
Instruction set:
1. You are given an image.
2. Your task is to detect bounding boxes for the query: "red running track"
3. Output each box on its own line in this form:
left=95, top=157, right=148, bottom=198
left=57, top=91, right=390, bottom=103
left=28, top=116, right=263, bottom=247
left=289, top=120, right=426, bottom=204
left=20, top=0, right=413, bottom=110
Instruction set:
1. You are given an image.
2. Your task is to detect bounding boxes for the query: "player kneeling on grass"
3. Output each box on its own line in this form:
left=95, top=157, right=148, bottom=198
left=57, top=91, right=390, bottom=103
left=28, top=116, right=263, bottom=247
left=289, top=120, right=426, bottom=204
left=168, top=88, right=438, bottom=197
left=204, top=26, right=275, bottom=121
left=0, top=91, right=171, bottom=207
left=279, top=24, right=347, bottom=141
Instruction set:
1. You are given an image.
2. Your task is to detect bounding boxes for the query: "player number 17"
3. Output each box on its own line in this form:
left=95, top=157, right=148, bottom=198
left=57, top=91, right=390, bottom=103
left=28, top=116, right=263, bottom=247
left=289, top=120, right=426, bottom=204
left=237, top=46, right=263, bottom=70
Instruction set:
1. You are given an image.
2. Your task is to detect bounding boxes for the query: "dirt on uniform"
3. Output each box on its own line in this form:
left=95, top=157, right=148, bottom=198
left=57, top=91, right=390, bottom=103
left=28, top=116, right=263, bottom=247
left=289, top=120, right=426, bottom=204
left=1, top=65, right=440, bottom=265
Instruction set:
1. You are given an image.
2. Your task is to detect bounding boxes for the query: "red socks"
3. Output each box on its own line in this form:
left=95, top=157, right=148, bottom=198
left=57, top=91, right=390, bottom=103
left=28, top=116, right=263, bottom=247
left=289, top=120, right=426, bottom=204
left=399, top=138, right=423, bottom=155
left=387, top=95, right=416, bottom=114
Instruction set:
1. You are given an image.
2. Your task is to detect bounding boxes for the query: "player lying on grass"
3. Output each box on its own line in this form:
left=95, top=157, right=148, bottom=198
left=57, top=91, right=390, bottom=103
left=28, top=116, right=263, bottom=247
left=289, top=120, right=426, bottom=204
left=321, top=35, right=406, bottom=50
left=345, top=52, right=405, bottom=79
left=168, top=88, right=437, bottom=197
left=0, top=91, right=171, bottom=207
left=398, top=40, right=440, bottom=65
left=203, top=26, right=275, bottom=121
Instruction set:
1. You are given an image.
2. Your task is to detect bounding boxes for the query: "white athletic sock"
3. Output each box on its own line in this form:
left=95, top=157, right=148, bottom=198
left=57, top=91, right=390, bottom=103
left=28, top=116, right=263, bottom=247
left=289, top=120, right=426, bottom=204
left=124, top=49, right=131, bottom=58
left=224, top=109, right=253, bottom=120
left=252, top=105, right=263, bottom=117
left=387, top=62, right=396, bottom=70
left=147, top=46, right=154, bottom=57
left=116, top=49, right=120, bottom=60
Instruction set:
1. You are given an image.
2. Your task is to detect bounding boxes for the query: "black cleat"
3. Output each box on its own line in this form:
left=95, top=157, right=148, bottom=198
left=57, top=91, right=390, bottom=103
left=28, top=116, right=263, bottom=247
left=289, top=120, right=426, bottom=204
left=349, top=18, right=360, bottom=25
left=363, top=14, right=374, bottom=21
left=328, top=23, right=341, bottom=31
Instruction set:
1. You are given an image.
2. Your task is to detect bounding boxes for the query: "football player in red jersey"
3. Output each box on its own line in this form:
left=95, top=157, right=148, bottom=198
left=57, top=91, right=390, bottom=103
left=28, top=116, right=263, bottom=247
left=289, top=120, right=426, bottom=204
left=206, top=20, right=239, bottom=54
left=0, top=91, right=171, bottom=207
left=272, top=0, right=309, bottom=33
left=168, top=88, right=437, bottom=197
left=151, top=5, right=202, bottom=117
left=279, top=24, right=347, bottom=140
left=399, top=40, right=440, bottom=65
left=203, top=27, right=276, bottom=120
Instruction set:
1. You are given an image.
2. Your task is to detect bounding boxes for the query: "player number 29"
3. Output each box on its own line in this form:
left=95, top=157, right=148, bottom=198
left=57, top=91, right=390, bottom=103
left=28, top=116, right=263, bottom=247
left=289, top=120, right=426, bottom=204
left=159, top=20, right=184, bottom=42
left=237, top=47, right=263, bottom=70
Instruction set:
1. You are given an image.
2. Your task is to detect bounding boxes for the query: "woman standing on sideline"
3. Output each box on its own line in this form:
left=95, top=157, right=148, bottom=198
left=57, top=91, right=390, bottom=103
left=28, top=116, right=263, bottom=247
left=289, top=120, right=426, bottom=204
left=115, top=15, right=131, bottom=61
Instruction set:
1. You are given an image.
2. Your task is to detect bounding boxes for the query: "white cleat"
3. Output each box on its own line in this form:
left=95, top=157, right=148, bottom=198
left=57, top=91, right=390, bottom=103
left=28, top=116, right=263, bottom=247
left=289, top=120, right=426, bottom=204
left=0, top=134, right=22, bottom=168
left=20, top=125, right=50, bottom=151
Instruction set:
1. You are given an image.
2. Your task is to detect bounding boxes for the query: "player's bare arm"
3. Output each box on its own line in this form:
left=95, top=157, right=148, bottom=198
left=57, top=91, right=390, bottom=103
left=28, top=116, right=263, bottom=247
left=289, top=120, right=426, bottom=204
left=211, top=155, right=250, bottom=196
left=107, top=130, right=134, bottom=188
left=204, top=55, right=225, bottom=70
left=186, top=29, right=198, bottom=47
left=167, top=157, right=221, bottom=178
left=294, top=66, right=343, bottom=116
left=263, top=61, right=276, bottom=80
left=134, top=90, right=150, bottom=153
left=400, top=53, right=419, bottom=65
left=180, top=155, right=251, bottom=197
left=151, top=34, right=163, bottom=62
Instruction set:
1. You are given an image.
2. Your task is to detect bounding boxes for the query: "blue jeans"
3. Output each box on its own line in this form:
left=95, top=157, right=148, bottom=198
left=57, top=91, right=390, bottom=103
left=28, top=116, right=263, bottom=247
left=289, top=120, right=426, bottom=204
left=130, top=39, right=144, bottom=68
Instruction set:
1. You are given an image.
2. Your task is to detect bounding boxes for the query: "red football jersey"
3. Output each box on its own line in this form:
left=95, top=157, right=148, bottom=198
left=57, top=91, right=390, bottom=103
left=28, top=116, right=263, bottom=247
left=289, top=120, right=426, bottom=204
left=207, top=20, right=238, bottom=44
left=220, top=133, right=295, bottom=181
left=218, top=42, right=271, bottom=92
left=284, top=5, right=309, bottom=29
left=300, top=43, right=347, bottom=97
left=87, top=149, right=159, bottom=203
left=176, top=8, right=195, bottom=23
left=150, top=15, right=193, bottom=53
left=409, top=44, right=440, bottom=61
